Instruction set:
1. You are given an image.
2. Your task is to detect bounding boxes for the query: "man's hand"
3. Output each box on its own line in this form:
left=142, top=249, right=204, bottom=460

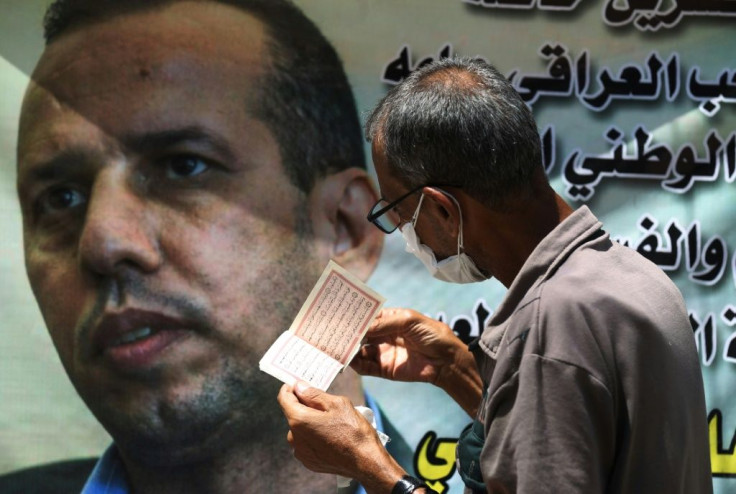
left=351, top=308, right=483, bottom=416
left=277, top=383, right=405, bottom=493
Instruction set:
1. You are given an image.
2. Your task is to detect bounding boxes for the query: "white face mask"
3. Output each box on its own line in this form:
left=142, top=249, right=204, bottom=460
left=400, top=192, right=488, bottom=284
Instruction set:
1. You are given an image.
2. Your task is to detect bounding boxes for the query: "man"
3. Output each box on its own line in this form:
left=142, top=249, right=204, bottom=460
left=4, top=0, right=396, bottom=492
left=279, top=57, right=712, bottom=493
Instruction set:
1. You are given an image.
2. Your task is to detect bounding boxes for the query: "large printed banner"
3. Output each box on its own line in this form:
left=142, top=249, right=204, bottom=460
left=0, top=1, right=734, bottom=492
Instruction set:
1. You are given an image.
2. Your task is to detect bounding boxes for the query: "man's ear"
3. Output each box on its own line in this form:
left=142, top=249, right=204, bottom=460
left=422, top=186, right=461, bottom=238
left=308, top=168, right=383, bottom=282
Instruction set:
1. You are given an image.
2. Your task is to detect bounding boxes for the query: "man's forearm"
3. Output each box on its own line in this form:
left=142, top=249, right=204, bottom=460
left=436, top=344, right=483, bottom=417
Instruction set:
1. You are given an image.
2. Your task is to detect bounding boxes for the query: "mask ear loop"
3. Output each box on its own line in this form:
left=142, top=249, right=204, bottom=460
left=410, top=193, right=426, bottom=226
left=440, top=191, right=465, bottom=256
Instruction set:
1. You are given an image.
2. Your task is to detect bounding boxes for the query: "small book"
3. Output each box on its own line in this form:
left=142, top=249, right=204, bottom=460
left=259, top=260, right=385, bottom=390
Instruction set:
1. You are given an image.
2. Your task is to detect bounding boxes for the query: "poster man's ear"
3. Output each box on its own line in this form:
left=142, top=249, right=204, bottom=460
left=309, top=168, right=383, bottom=281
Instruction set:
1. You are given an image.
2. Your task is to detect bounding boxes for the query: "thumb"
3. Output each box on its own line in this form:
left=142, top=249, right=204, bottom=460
left=293, top=381, right=330, bottom=410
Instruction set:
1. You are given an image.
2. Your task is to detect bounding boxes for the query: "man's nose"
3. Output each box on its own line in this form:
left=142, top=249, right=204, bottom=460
left=78, top=172, right=161, bottom=277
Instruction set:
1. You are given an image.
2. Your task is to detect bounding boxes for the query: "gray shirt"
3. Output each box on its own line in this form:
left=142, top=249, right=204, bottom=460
left=471, top=206, right=711, bottom=493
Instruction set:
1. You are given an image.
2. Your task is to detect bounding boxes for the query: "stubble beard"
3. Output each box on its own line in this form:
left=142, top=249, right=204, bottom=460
left=93, top=200, right=325, bottom=469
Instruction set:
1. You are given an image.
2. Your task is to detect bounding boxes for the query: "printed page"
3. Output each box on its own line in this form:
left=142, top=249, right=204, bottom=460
left=288, top=260, right=384, bottom=364
left=259, top=260, right=385, bottom=390
left=259, top=332, right=343, bottom=390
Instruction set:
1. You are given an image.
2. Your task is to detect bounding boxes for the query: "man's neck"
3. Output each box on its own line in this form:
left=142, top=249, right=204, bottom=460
left=465, top=190, right=575, bottom=288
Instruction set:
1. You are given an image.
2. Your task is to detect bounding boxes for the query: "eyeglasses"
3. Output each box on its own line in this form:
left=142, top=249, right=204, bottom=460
left=366, top=183, right=459, bottom=234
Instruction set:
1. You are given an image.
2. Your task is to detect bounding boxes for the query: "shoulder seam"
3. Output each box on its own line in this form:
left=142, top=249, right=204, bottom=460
left=523, top=353, right=614, bottom=401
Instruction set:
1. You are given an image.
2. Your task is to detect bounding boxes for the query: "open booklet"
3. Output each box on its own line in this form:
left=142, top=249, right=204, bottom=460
left=259, top=260, right=385, bottom=391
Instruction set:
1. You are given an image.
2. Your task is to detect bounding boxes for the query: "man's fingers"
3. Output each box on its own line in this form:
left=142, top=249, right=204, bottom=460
left=293, top=381, right=334, bottom=410
left=350, top=349, right=383, bottom=377
left=357, top=342, right=380, bottom=360
left=368, top=307, right=450, bottom=337
left=367, top=308, right=419, bottom=337
left=277, top=384, right=302, bottom=414
left=279, top=382, right=329, bottom=412
left=277, top=384, right=296, bottom=405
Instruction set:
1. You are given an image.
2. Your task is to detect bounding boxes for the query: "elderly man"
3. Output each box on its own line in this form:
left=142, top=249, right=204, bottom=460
left=3, top=0, right=397, bottom=492
left=279, top=58, right=712, bottom=493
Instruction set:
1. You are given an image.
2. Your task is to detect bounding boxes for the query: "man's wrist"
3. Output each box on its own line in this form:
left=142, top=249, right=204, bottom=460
left=391, top=475, right=433, bottom=494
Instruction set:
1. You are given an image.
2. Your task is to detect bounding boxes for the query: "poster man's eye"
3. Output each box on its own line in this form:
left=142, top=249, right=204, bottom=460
left=166, top=155, right=210, bottom=178
left=39, top=187, right=86, bottom=214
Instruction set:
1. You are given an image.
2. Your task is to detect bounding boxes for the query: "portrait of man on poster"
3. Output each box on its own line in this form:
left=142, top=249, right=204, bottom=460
left=1, top=0, right=414, bottom=493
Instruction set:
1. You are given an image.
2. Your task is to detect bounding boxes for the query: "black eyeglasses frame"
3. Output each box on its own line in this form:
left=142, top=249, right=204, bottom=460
left=366, top=183, right=460, bottom=234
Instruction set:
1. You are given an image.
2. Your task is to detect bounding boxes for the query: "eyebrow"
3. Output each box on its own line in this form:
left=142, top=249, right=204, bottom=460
left=19, top=126, right=239, bottom=187
left=120, top=126, right=238, bottom=164
left=20, top=149, right=91, bottom=184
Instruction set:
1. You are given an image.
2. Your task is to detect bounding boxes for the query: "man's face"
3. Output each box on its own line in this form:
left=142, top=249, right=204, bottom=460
left=17, top=3, right=336, bottom=463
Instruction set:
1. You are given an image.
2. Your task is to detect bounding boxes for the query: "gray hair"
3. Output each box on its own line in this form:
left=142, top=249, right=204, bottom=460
left=366, top=57, right=543, bottom=209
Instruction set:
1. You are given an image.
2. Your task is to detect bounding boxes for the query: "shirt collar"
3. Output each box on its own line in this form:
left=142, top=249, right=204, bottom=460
left=492, top=205, right=602, bottom=325
left=81, top=445, right=128, bottom=494
left=477, top=206, right=603, bottom=358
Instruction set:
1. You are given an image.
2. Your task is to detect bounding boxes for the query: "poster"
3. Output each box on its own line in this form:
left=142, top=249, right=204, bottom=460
left=0, top=1, right=733, bottom=492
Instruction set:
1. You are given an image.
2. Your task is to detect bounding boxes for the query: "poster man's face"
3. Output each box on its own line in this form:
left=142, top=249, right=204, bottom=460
left=16, top=3, right=338, bottom=462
